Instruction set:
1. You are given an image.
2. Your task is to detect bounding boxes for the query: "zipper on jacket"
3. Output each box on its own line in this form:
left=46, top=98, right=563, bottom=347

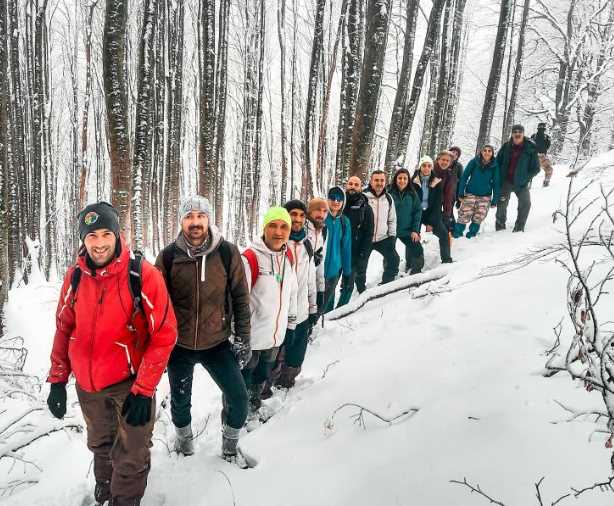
left=194, top=261, right=200, bottom=348
left=89, top=284, right=104, bottom=391
left=271, top=250, right=286, bottom=347
left=374, top=196, right=380, bottom=240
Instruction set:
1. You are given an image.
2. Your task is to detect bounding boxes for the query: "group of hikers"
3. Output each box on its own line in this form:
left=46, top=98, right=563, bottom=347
left=44, top=123, right=551, bottom=505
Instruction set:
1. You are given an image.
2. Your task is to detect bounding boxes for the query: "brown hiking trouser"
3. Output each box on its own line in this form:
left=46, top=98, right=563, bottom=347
left=76, top=378, right=155, bottom=501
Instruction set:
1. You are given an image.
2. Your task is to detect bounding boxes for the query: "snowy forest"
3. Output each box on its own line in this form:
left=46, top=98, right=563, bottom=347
left=1, top=0, right=614, bottom=504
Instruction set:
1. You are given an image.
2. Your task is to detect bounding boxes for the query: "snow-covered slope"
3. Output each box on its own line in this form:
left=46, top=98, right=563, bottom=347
left=3, top=154, right=614, bottom=505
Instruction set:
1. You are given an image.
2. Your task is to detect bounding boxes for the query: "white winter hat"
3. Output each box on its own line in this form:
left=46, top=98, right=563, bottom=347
left=179, top=195, right=211, bottom=222
left=419, top=155, right=434, bottom=167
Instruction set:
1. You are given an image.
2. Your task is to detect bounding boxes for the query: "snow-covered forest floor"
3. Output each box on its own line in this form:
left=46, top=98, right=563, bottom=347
left=3, top=151, right=614, bottom=505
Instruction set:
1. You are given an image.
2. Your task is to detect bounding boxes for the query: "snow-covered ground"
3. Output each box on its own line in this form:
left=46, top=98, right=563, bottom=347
left=3, top=152, right=614, bottom=505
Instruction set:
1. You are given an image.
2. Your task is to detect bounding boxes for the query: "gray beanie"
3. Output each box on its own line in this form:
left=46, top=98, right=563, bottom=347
left=179, top=195, right=211, bottom=223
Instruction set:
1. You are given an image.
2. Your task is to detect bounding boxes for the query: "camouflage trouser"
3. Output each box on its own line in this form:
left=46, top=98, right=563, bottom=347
left=539, top=153, right=553, bottom=182
left=458, top=194, right=491, bottom=225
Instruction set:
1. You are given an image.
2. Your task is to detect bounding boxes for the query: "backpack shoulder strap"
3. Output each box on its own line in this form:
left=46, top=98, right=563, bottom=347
left=70, top=266, right=82, bottom=305
left=285, top=246, right=294, bottom=266
left=162, top=243, right=177, bottom=283
left=217, top=240, right=233, bottom=277
left=128, top=251, right=145, bottom=315
left=303, top=238, right=314, bottom=261
left=242, top=248, right=259, bottom=288
left=385, top=192, right=393, bottom=207
left=322, top=227, right=328, bottom=242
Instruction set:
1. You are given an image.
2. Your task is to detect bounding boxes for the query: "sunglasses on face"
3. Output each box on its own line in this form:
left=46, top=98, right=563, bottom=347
left=329, top=197, right=343, bottom=202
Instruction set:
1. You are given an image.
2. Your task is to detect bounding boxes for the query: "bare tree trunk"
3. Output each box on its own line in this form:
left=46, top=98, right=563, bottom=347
left=476, top=0, right=512, bottom=152
left=440, top=0, right=467, bottom=148
left=390, top=0, right=446, bottom=166
left=132, top=0, right=156, bottom=251
left=349, top=0, right=392, bottom=180
left=79, top=1, right=97, bottom=208
left=420, top=20, right=441, bottom=156
left=0, top=0, right=9, bottom=333
left=303, top=0, right=327, bottom=199
left=198, top=0, right=216, bottom=206
left=103, top=0, right=132, bottom=241
left=214, top=0, right=230, bottom=227
left=289, top=0, right=298, bottom=199
left=385, top=0, right=420, bottom=171
left=277, top=0, right=289, bottom=202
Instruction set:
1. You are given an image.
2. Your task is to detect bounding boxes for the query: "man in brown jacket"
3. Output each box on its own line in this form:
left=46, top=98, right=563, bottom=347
left=155, top=196, right=252, bottom=468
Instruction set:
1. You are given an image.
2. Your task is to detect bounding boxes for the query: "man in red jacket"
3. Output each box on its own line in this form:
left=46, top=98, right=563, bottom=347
left=46, top=202, right=177, bottom=506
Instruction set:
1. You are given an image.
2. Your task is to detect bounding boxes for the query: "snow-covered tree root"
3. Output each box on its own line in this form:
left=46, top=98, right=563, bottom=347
left=324, top=268, right=450, bottom=322
left=323, top=403, right=420, bottom=434
left=451, top=475, right=614, bottom=505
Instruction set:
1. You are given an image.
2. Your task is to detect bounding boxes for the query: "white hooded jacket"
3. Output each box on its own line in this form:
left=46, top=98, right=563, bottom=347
left=306, top=220, right=326, bottom=293
left=364, top=187, right=397, bottom=243
left=287, top=234, right=317, bottom=325
left=242, top=238, right=298, bottom=351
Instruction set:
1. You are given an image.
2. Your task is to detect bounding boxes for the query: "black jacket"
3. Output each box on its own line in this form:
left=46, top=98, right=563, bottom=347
left=530, top=131, right=551, bottom=154
left=496, top=137, right=540, bottom=189
left=343, top=191, right=374, bottom=260
left=412, top=170, right=444, bottom=226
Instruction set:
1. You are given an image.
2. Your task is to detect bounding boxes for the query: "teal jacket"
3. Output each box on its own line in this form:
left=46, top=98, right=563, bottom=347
left=458, top=155, right=501, bottom=205
left=389, top=185, right=422, bottom=238
left=324, top=213, right=352, bottom=279
left=496, top=137, right=540, bottom=189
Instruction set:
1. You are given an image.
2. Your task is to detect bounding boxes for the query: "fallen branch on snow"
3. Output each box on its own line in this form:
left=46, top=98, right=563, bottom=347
left=324, top=268, right=450, bottom=322
left=449, top=477, right=506, bottom=505
left=324, top=403, right=420, bottom=433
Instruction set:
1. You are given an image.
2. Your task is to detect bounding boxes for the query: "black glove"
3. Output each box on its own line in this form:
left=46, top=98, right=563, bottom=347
left=314, top=247, right=323, bottom=267
left=232, top=339, right=252, bottom=369
left=121, top=393, right=152, bottom=426
left=316, top=291, right=325, bottom=313
left=47, top=382, right=67, bottom=419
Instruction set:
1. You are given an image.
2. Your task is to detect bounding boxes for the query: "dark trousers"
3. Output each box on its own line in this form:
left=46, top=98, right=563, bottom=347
left=323, top=273, right=341, bottom=313
left=423, top=217, right=452, bottom=262
left=284, top=319, right=311, bottom=368
left=496, top=180, right=531, bottom=231
left=242, top=347, right=279, bottom=387
left=352, top=253, right=370, bottom=294
left=76, top=378, right=155, bottom=500
left=357, top=236, right=400, bottom=287
left=167, top=341, right=248, bottom=430
left=397, top=236, right=425, bottom=274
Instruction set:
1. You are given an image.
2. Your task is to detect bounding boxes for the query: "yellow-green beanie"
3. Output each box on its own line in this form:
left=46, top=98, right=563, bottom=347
left=262, top=206, right=292, bottom=231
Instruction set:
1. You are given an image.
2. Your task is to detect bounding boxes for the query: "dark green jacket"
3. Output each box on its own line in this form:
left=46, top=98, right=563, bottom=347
left=495, top=137, right=540, bottom=189
left=389, top=185, right=422, bottom=237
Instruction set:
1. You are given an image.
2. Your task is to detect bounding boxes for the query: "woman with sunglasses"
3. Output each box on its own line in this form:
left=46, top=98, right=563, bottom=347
left=453, top=144, right=500, bottom=239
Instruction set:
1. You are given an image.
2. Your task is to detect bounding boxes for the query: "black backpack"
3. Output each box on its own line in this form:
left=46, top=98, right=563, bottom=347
left=70, top=251, right=145, bottom=322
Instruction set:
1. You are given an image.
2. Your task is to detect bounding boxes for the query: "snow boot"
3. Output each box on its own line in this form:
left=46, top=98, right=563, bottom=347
left=452, top=222, right=466, bottom=239
left=465, top=223, right=480, bottom=239
left=174, top=424, right=195, bottom=456
left=276, top=366, right=301, bottom=389
left=543, top=179, right=550, bottom=187
left=512, top=225, right=524, bottom=232
left=94, top=480, right=111, bottom=505
left=221, top=425, right=250, bottom=469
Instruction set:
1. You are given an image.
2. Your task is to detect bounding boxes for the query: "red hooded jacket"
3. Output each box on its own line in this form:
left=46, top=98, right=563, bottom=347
left=47, top=240, right=177, bottom=397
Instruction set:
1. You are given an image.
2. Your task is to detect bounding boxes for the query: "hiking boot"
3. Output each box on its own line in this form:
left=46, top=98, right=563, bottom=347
left=276, top=366, right=301, bottom=389
left=466, top=223, right=480, bottom=239
left=261, top=381, right=274, bottom=400
left=174, top=424, right=194, bottom=456
left=452, top=222, right=466, bottom=239
left=94, top=480, right=111, bottom=504
left=543, top=180, right=550, bottom=187
left=495, top=224, right=506, bottom=231
left=512, top=225, right=524, bottom=232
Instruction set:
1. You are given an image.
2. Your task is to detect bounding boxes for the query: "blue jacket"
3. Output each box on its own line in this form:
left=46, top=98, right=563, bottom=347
left=324, top=213, right=352, bottom=279
left=458, top=156, right=501, bottom=205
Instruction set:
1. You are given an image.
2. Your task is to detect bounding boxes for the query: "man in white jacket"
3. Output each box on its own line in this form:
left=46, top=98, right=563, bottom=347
left=270, top=200, right=318, bottom=388
left=361, top=170, right=399, bottom=287
left=241, top=207, right=298, bottom=415
left=306, top=198, right=328, bottom=313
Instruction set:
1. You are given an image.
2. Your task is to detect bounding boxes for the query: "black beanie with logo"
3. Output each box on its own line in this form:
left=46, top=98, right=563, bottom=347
left=78, top=201, right=120, bottom=241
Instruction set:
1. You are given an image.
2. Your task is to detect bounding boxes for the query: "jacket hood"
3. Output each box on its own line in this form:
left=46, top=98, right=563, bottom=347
left=175, top=224, right=224, bottom=257
left=327, top=185, right=347, bottom=213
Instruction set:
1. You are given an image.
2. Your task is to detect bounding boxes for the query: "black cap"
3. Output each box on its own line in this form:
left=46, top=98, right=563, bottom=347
left=284, top=199, right=307, bottom=214
left=511, top=124, right=524, bottom=133
left=78, top=201, right=120, bottom=241
left=537, top=122, right=546, bottom=129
